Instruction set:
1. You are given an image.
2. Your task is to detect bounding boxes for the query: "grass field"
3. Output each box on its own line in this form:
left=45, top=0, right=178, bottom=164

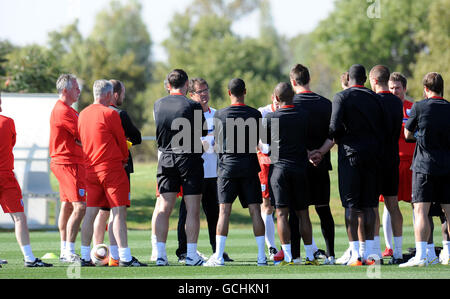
left=0, top=151, right=449, bottom=280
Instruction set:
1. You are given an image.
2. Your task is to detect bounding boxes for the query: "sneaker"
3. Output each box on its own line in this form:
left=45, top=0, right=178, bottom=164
left=203, top=254, right=225, bottom=267
left=347, top=258, right=363, bottom=267
left=197, top=251, right=208, bottom=261
left=276, top=260, right=294, bottom=266
left=268, top=247, right=278, bottom=261
left=292, top=257, right=302, bottom=265
left=399, top=257, right=428, bottom=268
left=427, top=256, right=440, bottom=265
left=382, top=247, right=394, bottom=257
left=305, top=258, right=320, bottom=266
left=257, top=256, right=268, bottom=266
left=273, top=250, right=284, bottom=262
left=439, top=251, right=449, bottom=265
left=61, top=253, right=80, bottom=263
left=108, top=257, right=119, bottom=267
left=388, top=257, right=404, bottom=265
left=223, top=252, right=234, bottom=262
left=80, top=259, right=95, bottom=267
left=336, top=247, right=352, bottom=265
left=156, top=257, right=169, bottom=266
left=314, top=249, right=327, bottom=260
left=0, top=259, right=7, bottom=265
left=120, top=256, right=148, bottom=267
left=177, top=253, right=187, bottom=264
left=186, top=254, right=205, bottom=266
left=323, top=256, right=336, bottom=265
left=25, top=258, right=53, bottom=268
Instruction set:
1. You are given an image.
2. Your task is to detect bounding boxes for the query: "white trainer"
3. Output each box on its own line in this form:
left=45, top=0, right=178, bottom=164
left=156, top=257, right=169, bottom=266
left=203, top=254, right=225, bottom=267
left=336, top=247, right=352, bottom=265
left=399, top=257, right=428, bottom=268
left=323, top=256, right=336, bottom=265
left=186, top=254, right=205, bottom=266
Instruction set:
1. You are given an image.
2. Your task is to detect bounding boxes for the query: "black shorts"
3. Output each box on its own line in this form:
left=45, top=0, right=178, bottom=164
left=338, top=154, right=380, bottom=209
left=270, top=167, right=309, bottom=211
left=380, top=160, right=400, bottom=197
left=217, top=175, right=262, bottom=208
left=157, top=153, right=204, bottom=196
left=306, top=164, right=330, bottom=207
left=412, top=172, right=450, bottom=204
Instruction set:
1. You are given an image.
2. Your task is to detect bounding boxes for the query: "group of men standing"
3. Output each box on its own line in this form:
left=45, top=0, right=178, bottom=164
left=0, top=63, right=449, bottom=269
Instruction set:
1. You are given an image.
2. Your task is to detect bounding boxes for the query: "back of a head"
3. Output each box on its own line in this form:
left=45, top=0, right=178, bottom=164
left=348, top=64, right=367, bottom=85
left=56, top=74, right=77, bottom=94
left=370, top=65, right=390, bottom=85
left=274, top=82, right=294, bottom=105
left=423, top=72, right=444, bottom=96
left=168, top=69, right=189, bottom=89
left=228, top=78, right=246, bottom=98
left=110, top=79, right=123, bottom=97
left=93, top=79, right=113, bottom=100
left=290, top=64, right=311, bottom=86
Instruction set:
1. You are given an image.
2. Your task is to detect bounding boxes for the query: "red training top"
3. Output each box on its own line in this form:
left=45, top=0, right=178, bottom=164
left=78, top=104, right=128, bottom=172
left=49, top=100, right=83, bottom=165
left=0, top=115, right=16, bottom=172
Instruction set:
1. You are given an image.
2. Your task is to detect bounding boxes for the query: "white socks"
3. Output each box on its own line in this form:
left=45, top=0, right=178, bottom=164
left=281, top=244, right=292, bottom=262
left=157, top=242, right=167, bottom=260
left=304, top=244, right=315, bottom=261
left=256, top=236, right=266, bottom=261
left=119, top=247, right=132, bottom=262
left=393, top=237, right=403, bottom=259
left=383, top=206, right=393, bottom=249
left=261, top=213, right=277, bottom=250
left=109, top=245, right=119, bottom=260
left=350, top=241, right=360, bottom=260
left=21, top=244, right=36, bottom=263
left=187, top=243, right=197, bottom=259
left=81, top=245, right=91, bottom=261
left=60, top=241, right=66, bottom=256
left=416, top=242, right=427, bottom=260
left=215, top=236, right=227, bottom=261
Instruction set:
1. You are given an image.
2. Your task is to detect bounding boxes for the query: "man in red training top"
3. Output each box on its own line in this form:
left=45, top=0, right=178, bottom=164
left=78, top=80, right=146, bottom=267
left=49, top=74, right=86, bottom=263
left=0, top=93, right=52, bottom=267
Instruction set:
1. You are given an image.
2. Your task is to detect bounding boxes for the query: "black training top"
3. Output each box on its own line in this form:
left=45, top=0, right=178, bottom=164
left=405, top=97, right=450, bottom=175
left=214, top=104, right=262, bottom=178
left=154, top=94, right=207, bottom=156
left=263, top=106, right=309, bottom=173
left=109, top=105, right=142, bottom=174
left=329, top=86, right=387, bottom=164
left=377, top=92, right=403, bottom=163
left=293, top=92, right=332, bottom=171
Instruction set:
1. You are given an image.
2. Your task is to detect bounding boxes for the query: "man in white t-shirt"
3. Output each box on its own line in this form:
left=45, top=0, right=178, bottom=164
left=175, top=78, right=233, bottom=263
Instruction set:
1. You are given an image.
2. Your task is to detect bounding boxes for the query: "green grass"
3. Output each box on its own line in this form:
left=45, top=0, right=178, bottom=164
left=1, top=150, right=449, bottom=279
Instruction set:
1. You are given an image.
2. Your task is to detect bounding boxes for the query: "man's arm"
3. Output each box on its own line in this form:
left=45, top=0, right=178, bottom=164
left=405, top=102, right=419, bottom=143
left=329, top=93, right=345, bottom=143
left=120, top=111, right=142, bottom=146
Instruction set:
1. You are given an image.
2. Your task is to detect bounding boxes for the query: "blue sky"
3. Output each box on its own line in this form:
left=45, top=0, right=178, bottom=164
left=0, top=0, right=335, bottom=61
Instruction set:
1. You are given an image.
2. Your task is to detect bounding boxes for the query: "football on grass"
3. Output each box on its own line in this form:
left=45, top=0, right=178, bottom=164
left=90, top=244, right=109, bottom=266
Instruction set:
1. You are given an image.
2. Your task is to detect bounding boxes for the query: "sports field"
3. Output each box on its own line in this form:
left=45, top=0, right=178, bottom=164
left=0, top=151, right=449, bottom=280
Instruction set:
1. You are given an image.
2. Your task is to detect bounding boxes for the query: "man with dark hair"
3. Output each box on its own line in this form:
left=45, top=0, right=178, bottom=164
left=369, top=65, right=404, bottom=264
left=204, top=79, right=267, bottom=267
left=329, top=64, right=387, bottom=266
left=153, top=69, right=207, bottom=266
left=290, top=64, right=336, bottom=265
left=264, top=82, right=320, bottom=266
left=401, top=72, right=450, bottom=267
left=175, top=78, right=233, bottom=263
left=92, top=79, right=142, bottom=266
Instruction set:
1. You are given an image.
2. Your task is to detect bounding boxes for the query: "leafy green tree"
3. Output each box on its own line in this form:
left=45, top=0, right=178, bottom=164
left=2, top=45, right=63, bottom=93
left=409, top=0, right=450, bottom=100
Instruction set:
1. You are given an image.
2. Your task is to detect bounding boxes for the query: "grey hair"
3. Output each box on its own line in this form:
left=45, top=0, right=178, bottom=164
left=56, top=74, right=77, bottom=94
left=93, top=80, right=113, bottom=99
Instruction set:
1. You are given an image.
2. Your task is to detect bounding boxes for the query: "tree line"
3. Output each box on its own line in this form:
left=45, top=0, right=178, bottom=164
left=0, top=0, right=448, bottom=160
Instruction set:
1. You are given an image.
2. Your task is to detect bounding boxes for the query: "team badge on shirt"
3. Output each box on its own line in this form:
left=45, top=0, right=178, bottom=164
left=79, top=189, right=86, bottom=197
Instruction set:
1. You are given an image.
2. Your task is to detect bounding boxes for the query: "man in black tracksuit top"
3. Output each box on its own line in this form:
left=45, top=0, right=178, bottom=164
left=262, top=82, right=319, bottom=266
left=329, top=64, right=387, bottom=266
left=153, top=69, right=208, bottom=266
left=290, top=64, right=336, bottom=263
left=204, top=78, right=267, bottom=267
